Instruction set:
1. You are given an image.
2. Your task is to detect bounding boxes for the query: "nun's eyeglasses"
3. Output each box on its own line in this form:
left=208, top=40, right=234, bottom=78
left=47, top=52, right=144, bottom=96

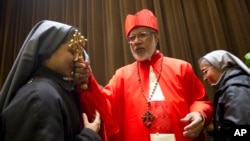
left=201, top=66, right=214, bottom=76
left=127, top=31, right=155, bottom=43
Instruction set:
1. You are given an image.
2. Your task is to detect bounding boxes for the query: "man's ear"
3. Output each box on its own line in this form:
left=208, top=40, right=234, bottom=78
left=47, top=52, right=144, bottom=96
left=154, top=33, right=159, bottom=44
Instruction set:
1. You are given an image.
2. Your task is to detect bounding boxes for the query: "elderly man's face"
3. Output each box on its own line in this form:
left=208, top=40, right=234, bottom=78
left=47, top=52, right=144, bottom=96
left=128, top=27, right=158, bottom=61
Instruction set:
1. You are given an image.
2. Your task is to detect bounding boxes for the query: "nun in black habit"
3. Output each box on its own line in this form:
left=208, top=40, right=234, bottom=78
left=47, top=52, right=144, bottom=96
left=0, top=20, right=101, bottom=141
left=198, top=50, right=250, bottom=141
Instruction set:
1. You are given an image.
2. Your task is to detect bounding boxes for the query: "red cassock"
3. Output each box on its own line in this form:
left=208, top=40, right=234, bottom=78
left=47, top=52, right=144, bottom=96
left=78, top=51, right=213, bottom=141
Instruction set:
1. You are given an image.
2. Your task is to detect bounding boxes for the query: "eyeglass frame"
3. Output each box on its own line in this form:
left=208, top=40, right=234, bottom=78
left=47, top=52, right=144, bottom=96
left=127, top=31, right=156, bottom=43
left=201, top=66, right=214, bottom=76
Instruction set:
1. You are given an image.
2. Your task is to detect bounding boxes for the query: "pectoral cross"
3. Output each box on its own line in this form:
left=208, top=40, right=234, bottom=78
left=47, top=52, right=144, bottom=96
left=142, top=105, right=155, bottom=127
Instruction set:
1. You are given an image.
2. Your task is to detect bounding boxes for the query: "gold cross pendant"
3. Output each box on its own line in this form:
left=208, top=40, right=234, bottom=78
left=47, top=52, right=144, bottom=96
left=142, top=110, right=155, bottom=127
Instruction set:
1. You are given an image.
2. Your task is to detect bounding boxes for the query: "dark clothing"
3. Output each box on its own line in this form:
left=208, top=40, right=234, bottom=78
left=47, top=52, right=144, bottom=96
left=1, top=66, right=101, bottom=141
left=212, top=67, right=250, bottom=141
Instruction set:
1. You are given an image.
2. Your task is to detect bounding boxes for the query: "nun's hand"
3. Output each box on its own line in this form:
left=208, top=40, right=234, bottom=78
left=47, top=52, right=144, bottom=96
left=82, top=110, right=101, bottom=132
left=74, top=61, right=92, bottom=84
left=205, top=120, right=214, bottom=132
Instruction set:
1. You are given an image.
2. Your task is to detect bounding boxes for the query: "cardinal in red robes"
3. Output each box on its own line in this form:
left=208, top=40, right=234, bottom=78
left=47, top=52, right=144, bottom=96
left=78, top=9, right=213, bottom=141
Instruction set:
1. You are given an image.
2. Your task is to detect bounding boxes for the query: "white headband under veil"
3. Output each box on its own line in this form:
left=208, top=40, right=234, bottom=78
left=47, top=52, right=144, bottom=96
left=202, top=50, right=250, bottom=75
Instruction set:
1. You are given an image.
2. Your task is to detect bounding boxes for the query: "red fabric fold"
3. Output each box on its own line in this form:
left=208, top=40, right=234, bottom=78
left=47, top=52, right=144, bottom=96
left=77, top=75, right=119, bottom=141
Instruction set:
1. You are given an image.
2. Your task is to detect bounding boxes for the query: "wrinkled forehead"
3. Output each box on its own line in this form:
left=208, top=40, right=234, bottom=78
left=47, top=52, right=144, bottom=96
left=129, top=27, right=154, bottom=35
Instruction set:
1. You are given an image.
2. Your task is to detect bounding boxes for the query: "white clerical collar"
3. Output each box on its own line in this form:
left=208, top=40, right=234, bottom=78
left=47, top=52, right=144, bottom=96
left=149, top=66, right=165, bottom=101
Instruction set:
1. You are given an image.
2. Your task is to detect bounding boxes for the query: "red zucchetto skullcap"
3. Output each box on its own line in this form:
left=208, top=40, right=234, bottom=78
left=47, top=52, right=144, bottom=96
left=125, top=9, right=158, bottom=37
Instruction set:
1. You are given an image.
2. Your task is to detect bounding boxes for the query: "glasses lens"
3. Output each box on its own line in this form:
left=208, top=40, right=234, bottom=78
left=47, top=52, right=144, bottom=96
left=128, top=31, right=154, bottom=43
left=128, top=35, right=136, bottom=42
left=138, top=32, right=148, bottom=39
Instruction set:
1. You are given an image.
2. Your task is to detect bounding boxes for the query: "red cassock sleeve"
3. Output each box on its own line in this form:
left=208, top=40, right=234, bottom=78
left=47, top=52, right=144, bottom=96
left=77, top=74, right=119, bottom=141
